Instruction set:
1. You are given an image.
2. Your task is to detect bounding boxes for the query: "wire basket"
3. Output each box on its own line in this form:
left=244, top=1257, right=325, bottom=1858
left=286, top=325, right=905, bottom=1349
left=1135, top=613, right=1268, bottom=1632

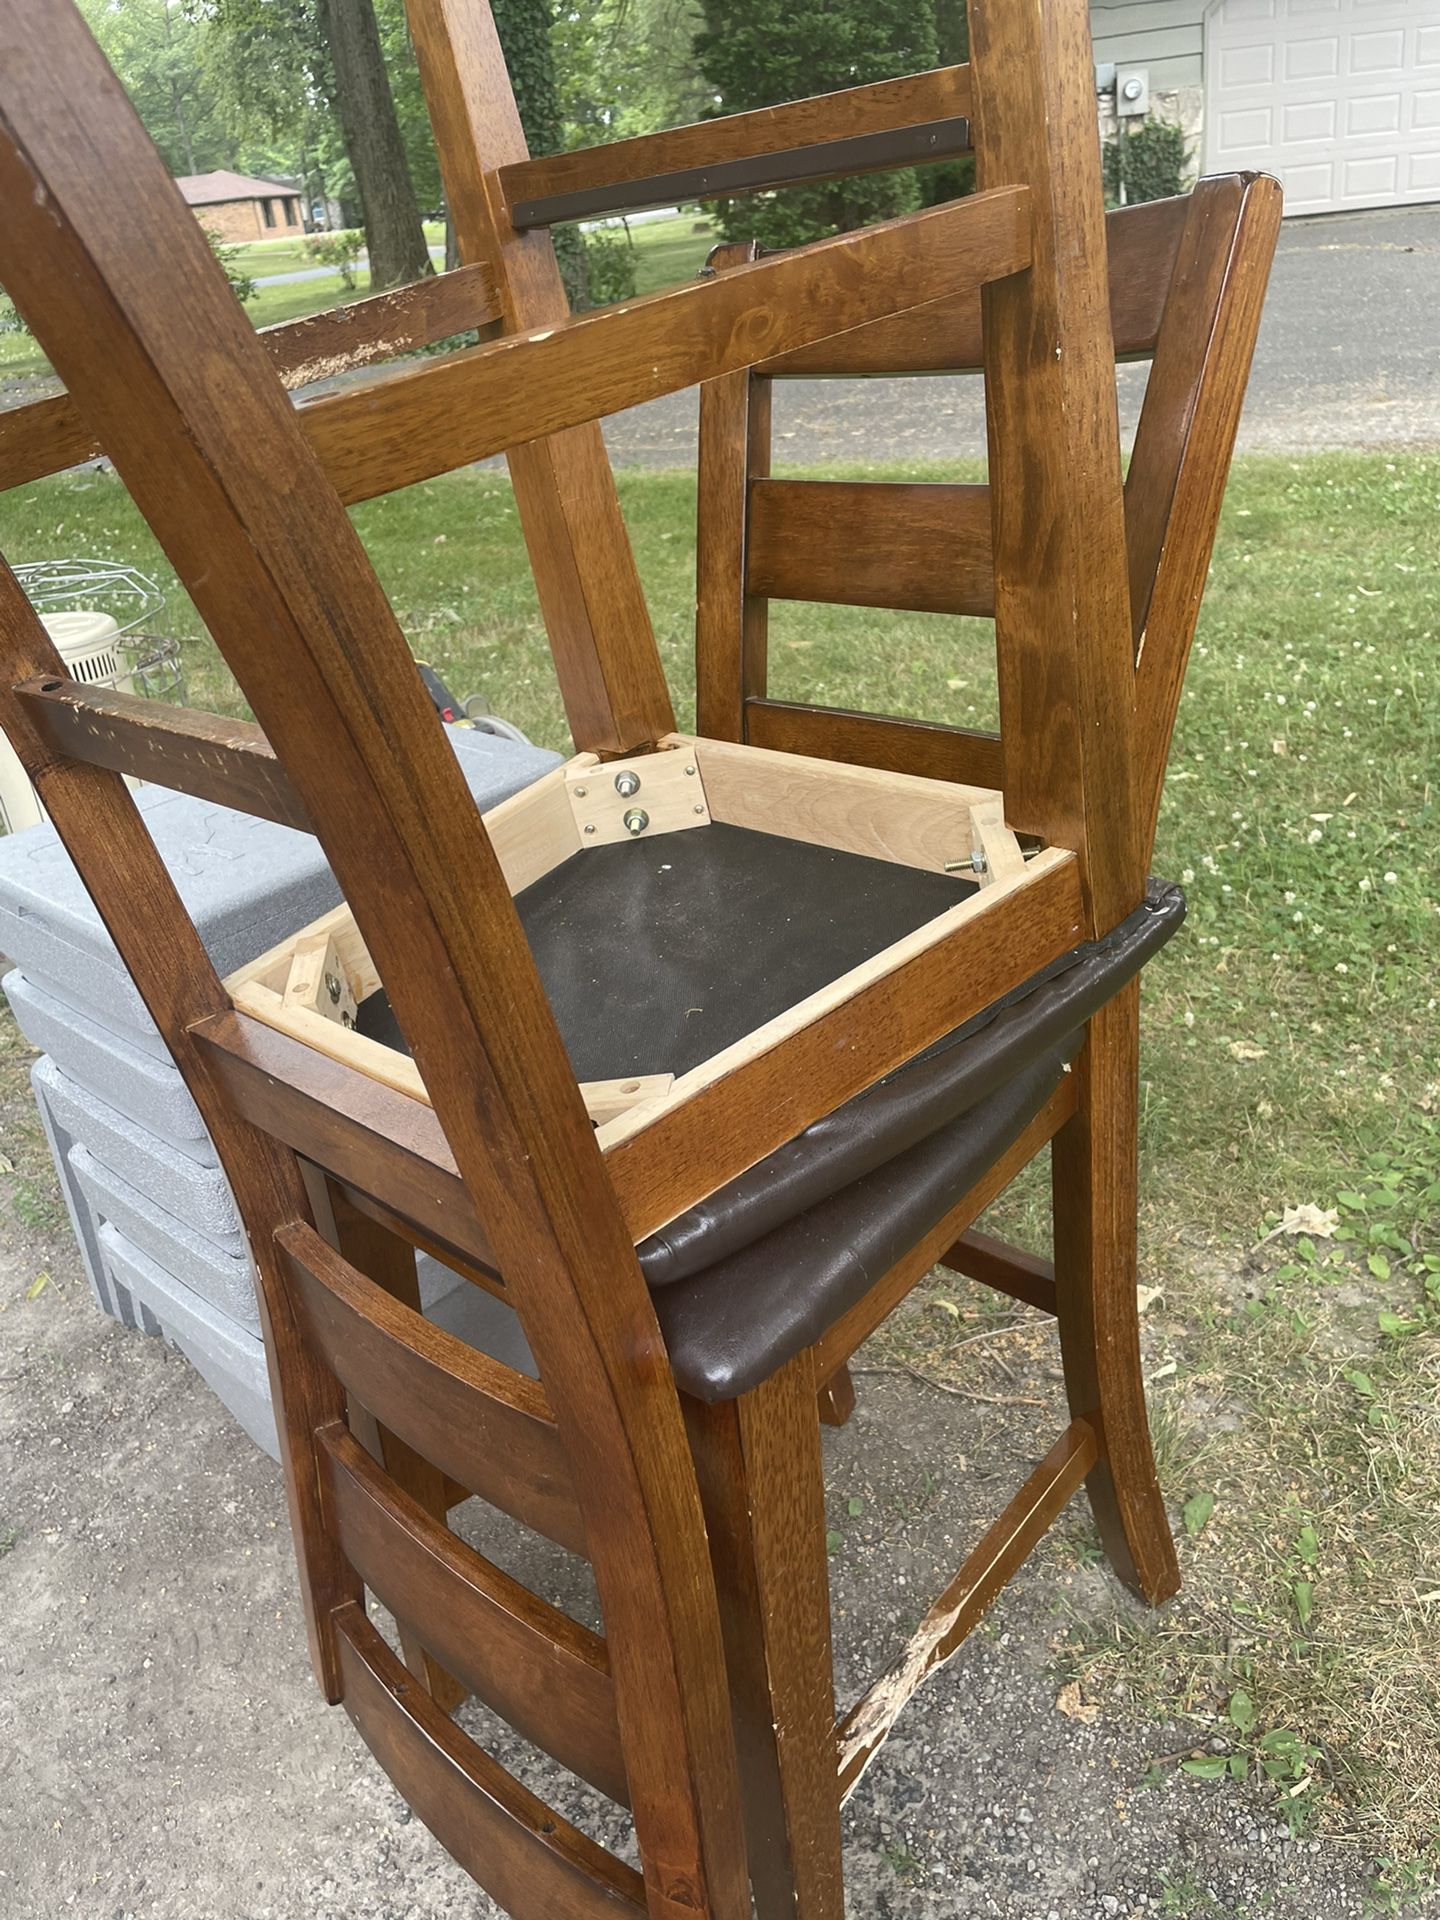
left=13, top=557, right=185, bottom=702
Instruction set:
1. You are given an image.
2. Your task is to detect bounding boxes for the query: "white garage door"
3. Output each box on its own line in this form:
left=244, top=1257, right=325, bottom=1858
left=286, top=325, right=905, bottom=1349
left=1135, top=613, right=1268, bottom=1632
left=1205, top=0, right=1440, bottom=214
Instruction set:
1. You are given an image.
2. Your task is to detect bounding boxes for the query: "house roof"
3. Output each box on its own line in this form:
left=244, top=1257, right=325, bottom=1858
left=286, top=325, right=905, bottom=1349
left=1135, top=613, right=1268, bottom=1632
left=174, top=170, right=296, bottom=207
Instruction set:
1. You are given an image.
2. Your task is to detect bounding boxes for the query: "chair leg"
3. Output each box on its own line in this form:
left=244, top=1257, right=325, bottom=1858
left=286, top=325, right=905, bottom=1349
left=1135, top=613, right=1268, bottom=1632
left=684, top=1353, right=846, bottom=1920
left=1052, top=979, right=1180, bottom=1605
left=817, top=1362, right=857, bottom=1429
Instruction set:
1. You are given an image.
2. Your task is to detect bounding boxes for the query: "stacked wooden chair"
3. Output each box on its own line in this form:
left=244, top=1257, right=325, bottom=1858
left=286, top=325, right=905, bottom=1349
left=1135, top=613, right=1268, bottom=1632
left=0, top=0, right=1277, bottom=1912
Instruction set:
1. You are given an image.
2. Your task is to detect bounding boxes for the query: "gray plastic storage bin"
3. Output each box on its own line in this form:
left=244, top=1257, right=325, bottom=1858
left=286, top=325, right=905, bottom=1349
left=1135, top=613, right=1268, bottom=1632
left=3, top=723, right=563, bottom=1453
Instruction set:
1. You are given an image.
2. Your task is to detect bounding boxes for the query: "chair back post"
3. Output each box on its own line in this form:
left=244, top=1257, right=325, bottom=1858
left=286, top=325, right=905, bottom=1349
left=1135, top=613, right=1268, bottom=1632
left=694, top=241, right=770, bottom=743
left=1124, top=169, right=1282, bottom=861
left=0, top=7, right=749, bottom=1913
left=969, top=0, right=1140, bottom=935
left=404, top=0, right=678, bottom=757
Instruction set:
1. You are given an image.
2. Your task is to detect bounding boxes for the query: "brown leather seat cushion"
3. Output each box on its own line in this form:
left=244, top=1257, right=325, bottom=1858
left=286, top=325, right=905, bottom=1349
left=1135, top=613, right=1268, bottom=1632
left=654, top=1040, right=1074, bottom=1402
left=358, top=838, right=1184, bottom=1401
left=649, top=880, right=1185, bottom=1400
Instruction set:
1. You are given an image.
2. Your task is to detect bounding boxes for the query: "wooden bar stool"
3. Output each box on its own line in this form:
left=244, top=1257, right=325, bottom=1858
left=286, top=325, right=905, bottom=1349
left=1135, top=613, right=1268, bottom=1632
left=0, top=0, right=1277, bottom=1914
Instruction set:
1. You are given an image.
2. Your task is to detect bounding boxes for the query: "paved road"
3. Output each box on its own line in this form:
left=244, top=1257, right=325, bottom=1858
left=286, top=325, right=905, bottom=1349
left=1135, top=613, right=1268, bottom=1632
left=596, top=203, right=1440, bottom=466
left=253, top=245, right=446, bottom=288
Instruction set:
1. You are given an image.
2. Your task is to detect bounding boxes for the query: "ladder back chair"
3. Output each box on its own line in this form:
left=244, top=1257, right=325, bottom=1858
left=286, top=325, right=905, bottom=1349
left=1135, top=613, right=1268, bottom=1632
left=680, top=167, right=1278, bottom=1912
left=0, top=1, right=1277, bottom=1916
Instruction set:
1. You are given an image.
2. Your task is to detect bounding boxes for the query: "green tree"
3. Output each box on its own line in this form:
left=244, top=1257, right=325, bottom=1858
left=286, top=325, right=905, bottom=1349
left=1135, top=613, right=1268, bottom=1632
left=693, top=0, right=939, bottom=247
left=315, top=0, right=433, bottom=288
left=557, top=0, right=708, bottom=147
left=80, top=0, right=231, bottom=175
left=492, top=0, right=619, bottom=306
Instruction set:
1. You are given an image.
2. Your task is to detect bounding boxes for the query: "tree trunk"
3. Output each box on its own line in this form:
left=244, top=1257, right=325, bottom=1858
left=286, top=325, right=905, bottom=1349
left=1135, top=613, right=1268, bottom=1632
left=316, top=0, right=432, bottom=290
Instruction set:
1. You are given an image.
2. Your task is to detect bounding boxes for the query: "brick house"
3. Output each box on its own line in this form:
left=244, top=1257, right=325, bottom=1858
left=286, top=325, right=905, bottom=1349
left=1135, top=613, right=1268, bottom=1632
left=175, top=171, right=305, bottom=243
left=1093, top=1, right=1438, bottom=215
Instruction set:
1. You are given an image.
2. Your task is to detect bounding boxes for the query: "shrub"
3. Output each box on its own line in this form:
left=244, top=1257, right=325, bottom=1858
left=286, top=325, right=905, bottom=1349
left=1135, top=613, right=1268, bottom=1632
left=203, top=227, right=257, bottom=306
left=582, top=226, right=638, bottom=307
left=1104, top=116, right=1188, bottom=206
left=302, top=228, right=364, bottom=291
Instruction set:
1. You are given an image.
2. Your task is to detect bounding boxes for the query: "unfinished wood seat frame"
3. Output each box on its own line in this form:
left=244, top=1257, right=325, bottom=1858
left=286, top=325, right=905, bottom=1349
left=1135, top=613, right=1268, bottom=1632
left=0, top=0, right=1279, bottom=1914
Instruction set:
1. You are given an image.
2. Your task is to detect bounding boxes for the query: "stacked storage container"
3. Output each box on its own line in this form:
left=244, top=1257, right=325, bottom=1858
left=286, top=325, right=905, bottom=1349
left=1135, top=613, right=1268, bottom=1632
left=0, top=727, right=558, bottom=1456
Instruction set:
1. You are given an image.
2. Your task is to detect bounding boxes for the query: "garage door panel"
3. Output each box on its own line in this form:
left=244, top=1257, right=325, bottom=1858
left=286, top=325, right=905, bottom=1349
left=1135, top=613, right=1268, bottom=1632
left=1206, top=0, right=1440, bottom=213
left=1348, top=29, right=1405, bottom=74
left=1285, top=99, right=1338, bottom=140
left=1283, top=36, right=1340, bottom=80
left=1345, top=94, right=1401, bottom=137
left=1222, top=42, right=1277, bottom=84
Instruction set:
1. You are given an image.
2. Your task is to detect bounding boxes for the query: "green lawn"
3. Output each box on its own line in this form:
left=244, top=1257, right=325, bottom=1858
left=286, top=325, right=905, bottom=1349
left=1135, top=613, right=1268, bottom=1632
left=0, top=449, right=1437, bottom=1888
left=224, top=219, right=446, bottom=280
left=610, top=210, right=718, bottom=294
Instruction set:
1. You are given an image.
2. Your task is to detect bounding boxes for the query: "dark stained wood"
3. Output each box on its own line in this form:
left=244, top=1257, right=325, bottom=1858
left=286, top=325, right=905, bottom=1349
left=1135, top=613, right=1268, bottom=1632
left=277, top=1221, right=589, bottom=1556
left=746, top=479, right=994, bottom=617
left=407, top=0, right=677, bottom=758
left=190, top=1010, right=496, bottom=1275
left=759, top=191, right=1188, bottom=377
left=499, top=65, right=973, bottom=220
left=816, top=1365, right=857, bottom=1430
left=744, top=701, right=1005, bottom=791
left=971, top=0, right=1141, bottom=933
left=685, top=1355, right=844, bottom=1920
left=263, top=262, right=497, bottom=386
left=507, top=118, right=971, bottom=229
left=15, top=677, right=309, bottom=831
left=1130, top=173, right=1282, bottom=860
left=319, top=1423, right=629, bottom=1803
left=299, top=187, right=1033, bottom=506
left=335, top=1606, right=646, bottom=1917
left=0, top=391, right=99, bottom=492
left=0, top=0, right=1275, bottom=1907
left=318, top=1181, right=468, bottom=1714
left=329, top=1178, right=508, bottom=1301
left=693, top=244, right=769, bottom=747
left=1051, top=983, right=1180, bottom=1604
left=939, top=1226, right=1057, bottom=1317
left=605, top=856, right=1085, bottom=1242
left=836, top=1420, right=1097, bottom=1797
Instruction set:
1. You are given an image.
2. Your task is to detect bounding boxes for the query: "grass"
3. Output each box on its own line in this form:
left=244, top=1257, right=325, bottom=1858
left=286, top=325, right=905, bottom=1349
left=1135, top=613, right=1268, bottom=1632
left=598, top=209, right=718, bottom=295
left=0, top=448, right=1436, bottom=1891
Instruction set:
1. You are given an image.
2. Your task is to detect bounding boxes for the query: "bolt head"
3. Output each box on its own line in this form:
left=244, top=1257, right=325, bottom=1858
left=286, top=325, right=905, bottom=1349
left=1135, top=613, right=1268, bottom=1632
left=614, top=769, right=641, bottom=797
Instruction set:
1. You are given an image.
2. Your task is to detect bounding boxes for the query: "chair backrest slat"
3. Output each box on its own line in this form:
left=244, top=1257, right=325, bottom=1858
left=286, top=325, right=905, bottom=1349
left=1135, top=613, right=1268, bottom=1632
left=0, top=262, right=498, bottom=494
left=317, top=1420, right=629, bottom=1803
left=747, top=478, right=994, bottom=618
left=696, top=174, right=1279, bottom=872
left=499, top=63, right=974, bottom=229
left=759, top=190, right=1189, bottom=378
left=333, top=1606, right=647, bottom=1918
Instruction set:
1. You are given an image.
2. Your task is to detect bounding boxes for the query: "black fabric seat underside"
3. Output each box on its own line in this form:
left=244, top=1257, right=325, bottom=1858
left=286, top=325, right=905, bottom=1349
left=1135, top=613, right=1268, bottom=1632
left=356, top=820, right=976, bottom=1081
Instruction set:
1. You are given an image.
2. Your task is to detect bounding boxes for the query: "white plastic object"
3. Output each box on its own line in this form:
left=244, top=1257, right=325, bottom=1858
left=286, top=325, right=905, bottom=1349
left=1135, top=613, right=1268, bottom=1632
left=0, top=611, right=134, bottom=834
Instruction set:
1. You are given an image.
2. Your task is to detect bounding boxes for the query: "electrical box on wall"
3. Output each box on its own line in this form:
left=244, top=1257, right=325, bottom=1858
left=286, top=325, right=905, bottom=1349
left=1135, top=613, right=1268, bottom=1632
left=1116, top=66, right=1150, bottom=117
